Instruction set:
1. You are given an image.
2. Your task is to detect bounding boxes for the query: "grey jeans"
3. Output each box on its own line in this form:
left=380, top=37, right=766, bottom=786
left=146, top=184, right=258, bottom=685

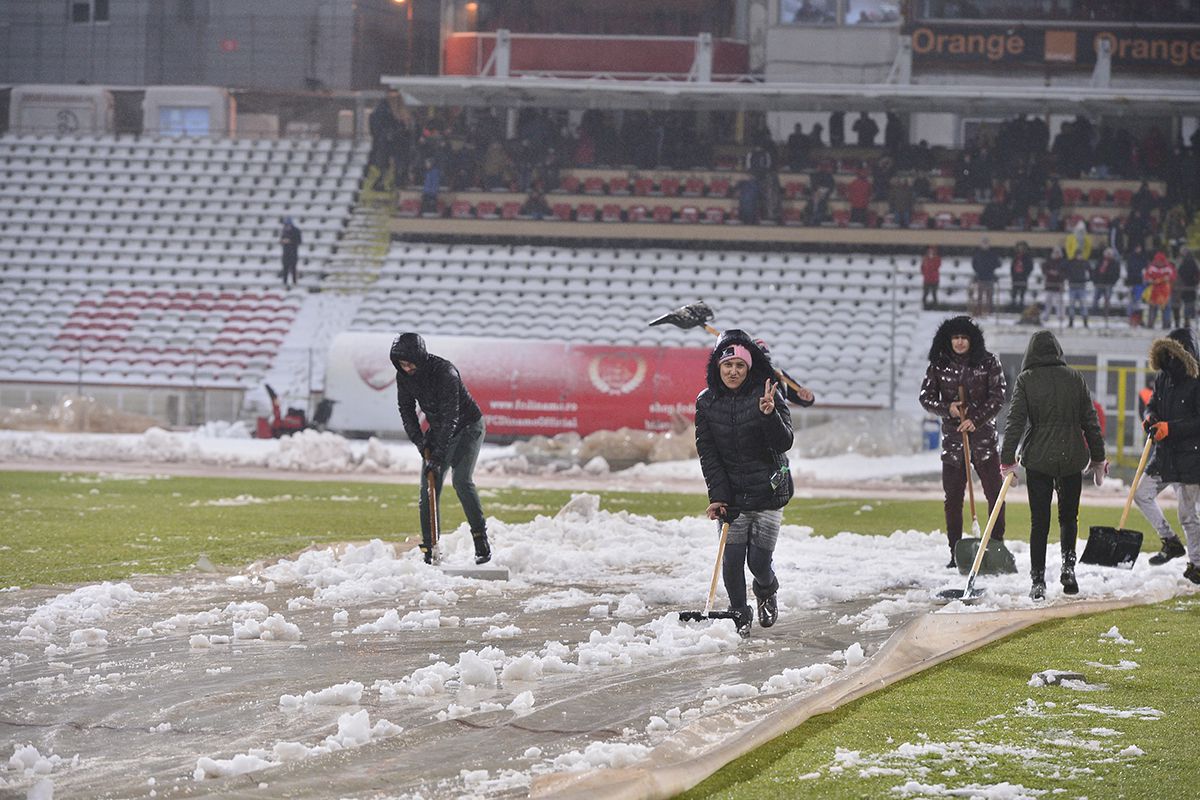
left=1133, top=473, right=1179, bottom=542
left=419, top=418, right=487, bottom=545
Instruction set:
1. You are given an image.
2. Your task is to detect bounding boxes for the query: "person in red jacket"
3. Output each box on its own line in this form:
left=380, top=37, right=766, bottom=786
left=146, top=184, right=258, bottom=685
left=846, top=170, right=872, bottom=225
left=921, top=245, right=942, bottom=309
left=1144, top=251, right=1177, bottom=330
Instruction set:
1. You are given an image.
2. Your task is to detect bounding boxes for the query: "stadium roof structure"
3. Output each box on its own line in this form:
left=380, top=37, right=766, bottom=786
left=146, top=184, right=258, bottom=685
left=382, top=75, right=1200, bottom=117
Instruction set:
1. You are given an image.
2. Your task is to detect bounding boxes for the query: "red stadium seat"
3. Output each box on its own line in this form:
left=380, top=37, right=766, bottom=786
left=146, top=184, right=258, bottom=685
left=501, top=201, right=521, bottom=219
left=1062, top=187, right=1082, bottom=206
left=682, top=176, right=704, bottom=196
left=627, top=204, right=648, bottom=222
left=450, top=200, right=473, bottom=218
left=576, top=202, right=597, bottom=222
left=476, top=200, right=498, bottom=219
left=781, top=206, right=804, bottom=225
left=652, top=205, right=673, bottom=222
left=583, top=176, right=605, bottom=194
left=677, top=205, right=699, bottom=223
left=658, top=177, right=681, bottom=196
left=398, top=197, right=420, bottom=217
left=1113, top=188, right=1133, bottom=206
left=783, top=180, right=804, bottom=200
left=559, top=175, right=580, bottom=193
left=1088, top=187, right=1108, bottom=206
left=601, top=203, right=622, bottom=222
left=608, top=176, right=629, bottom=195
left=551, top=202, right=572, bottom=221
left=709, top=177, right=731, bottom=197
left=702, top=207, right=725, bottom=224
left=633, top=177, right=654, bottom=196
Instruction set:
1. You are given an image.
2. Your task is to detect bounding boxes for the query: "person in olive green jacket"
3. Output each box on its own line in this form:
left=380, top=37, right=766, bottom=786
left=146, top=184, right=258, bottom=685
left=1000, top=330, right=1107, bottom=600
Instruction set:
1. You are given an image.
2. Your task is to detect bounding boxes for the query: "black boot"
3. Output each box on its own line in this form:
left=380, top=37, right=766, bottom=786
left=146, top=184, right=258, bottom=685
left=730, top=606, right=753, bottom=638
left=1061, top=550, right=1078, bottom=595
left=472, top=530, right=492, bottom=565
left=420, top=541, right=434, bottom=565
left=753, top=577, right=779, bottom=629
left=1184, top=562, right=1200, bottom=585
left=1149, top=537, right=1186, bottom=565
left=946, top=550, right=957, bottom=569
left=1030, top=570, right=1046, bottom=601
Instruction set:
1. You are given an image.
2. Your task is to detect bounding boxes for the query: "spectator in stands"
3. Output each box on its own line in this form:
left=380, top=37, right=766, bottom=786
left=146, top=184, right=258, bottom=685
left=1092, top=247, right=1121, bottom=320
left=481, top=140, right=514, bottom=191
left=808, top=122, right=825, bottom=148
left=1041, top=246, right=1067, bottom=326
left=829, top=111, right=845, bottom=148
left=366, top=91, right=407, bottom=191
left=884, top=112, right=905, bottom=154
left=887, top=176, right=914, bottom=228
left=695, top=332, right=794, bottom=637
left=1011, top=241, right=1033, bottom=311
left=1045, top=177, right=1065, bottom=232
left=1165, top=206, right=1189, bottom=255
left=420, top=157, right=442, bottom=215
left=921, top=245, right=942, bottom=310
left=1178, top=246, right=1200, bottom=327
left=737, top=178, right=761, bottom=225
left=786, top=123, right=811, bottom=172
left=846, top=169, right=872, bottom=225
left=1131, top=181, right=1157, bottom=219
left=1000, top=330, right=1106, bottom=600
left=1127, top=242, right=1149, bottom=327
left=520, top=187, right=552, bottom=220
left=919, top=316, right=1008, bottom=569
left=1107, top=215, right=1127, bottom=257
left=390, top=332, right=492, bottom=567
left=278, top=217, right=302, bottom=288
left=1065, top=252, right=1092, bottom=328
left=1064, top=219, right=1093, bottom=262
left=1142, top=328, right=1200, bottom=585
left=970, top=237, right=1000, bottom=316
left=852, top=112, right=879, bottom=148
left=1145, top=251, right=1178, bottom=330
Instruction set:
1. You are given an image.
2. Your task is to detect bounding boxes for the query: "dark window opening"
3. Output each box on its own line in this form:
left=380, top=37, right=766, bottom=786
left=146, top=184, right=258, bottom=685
left=94, top=0, right=109, bottom=21
left=71, top=2, right=91, bottom=23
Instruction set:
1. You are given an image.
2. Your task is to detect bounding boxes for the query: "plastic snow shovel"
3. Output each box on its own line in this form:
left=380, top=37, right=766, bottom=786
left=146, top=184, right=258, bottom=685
left=959, top=386, right=982, bottom=538
left=679, top=519, right=740, bottom=623
left=1081, top=434, right=1152, bottom=569
left=937, top=472, right=1015, bottom=604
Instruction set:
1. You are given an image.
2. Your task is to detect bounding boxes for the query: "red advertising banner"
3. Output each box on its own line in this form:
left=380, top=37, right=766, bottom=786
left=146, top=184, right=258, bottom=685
left=325, top=332, right=711, bottom=438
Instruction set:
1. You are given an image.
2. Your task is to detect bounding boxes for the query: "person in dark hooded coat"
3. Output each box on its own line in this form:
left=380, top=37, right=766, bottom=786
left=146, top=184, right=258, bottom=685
left=695, top=330, right=794, bottom=637
left=1143, top=328, right=1200, bottom=583
left=390, top=332, right=491, bottom=565
left=919, top=316, right=1008, bottom=568
left=1000, top=330, right=1106, bottom=600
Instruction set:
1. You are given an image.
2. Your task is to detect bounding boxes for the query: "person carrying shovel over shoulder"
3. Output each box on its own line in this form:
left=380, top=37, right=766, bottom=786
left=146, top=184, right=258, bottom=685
left=390, top=332, right=491, bottom=566
left=1000, top=330, right=1106, bottom=601
left=695, top=331, right=794, bottom=638
left=919, top=316, right=1007, bottom=569
left=1142, top=328, right=1200, bottom=584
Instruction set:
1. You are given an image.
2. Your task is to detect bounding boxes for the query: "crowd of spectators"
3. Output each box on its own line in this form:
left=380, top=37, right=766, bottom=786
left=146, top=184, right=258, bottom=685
left=363, top=96, right=1200, bottom=243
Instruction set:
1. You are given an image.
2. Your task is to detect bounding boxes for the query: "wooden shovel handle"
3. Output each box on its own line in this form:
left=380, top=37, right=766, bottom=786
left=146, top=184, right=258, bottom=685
left=427, top=468, right=440, bottom=549
left=1118, top=434, right=1155, bottom=529
left=959, top=386, right=977, bottom=522
left=966, top=472, right=1015, bottom=582
left=704, top=521, right=730, bottom=616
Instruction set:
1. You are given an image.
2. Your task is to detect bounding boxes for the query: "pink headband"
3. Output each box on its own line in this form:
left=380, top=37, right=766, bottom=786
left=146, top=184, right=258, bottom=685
left=719, top=344, right=752, bottom=366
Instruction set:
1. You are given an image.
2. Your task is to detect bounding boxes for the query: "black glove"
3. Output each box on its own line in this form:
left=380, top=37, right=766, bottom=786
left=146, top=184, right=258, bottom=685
left=424, top=459, right=442, bottom=479
left=720, top=506, right=741, bottom=524
left=1142, top=415, right=1158, bottom=433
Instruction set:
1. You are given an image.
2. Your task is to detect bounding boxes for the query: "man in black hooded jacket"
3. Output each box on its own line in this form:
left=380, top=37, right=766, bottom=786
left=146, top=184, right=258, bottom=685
left=919, top=316, right=1007, bottom=568
left=390, top=332, right=491, bottom=565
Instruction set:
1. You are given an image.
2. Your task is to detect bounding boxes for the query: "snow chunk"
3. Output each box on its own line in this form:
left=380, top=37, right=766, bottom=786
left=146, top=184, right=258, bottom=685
left=279, top=681, right=364, bottom=710
left=1099, top=626, right=1133, bottom=645
left=550, top=741, right=651, bottom=772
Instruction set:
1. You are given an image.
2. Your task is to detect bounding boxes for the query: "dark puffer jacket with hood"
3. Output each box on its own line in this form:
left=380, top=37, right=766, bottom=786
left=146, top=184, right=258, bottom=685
left=1000, top=330, right=1105, bottom=477
left=695, top=330, right=794, bottom=512
left=918, top=316, right=1007, bottom=465
left=1146, top=328, right=1200, bottom=484
left=389, top=333, right=482, bottom=463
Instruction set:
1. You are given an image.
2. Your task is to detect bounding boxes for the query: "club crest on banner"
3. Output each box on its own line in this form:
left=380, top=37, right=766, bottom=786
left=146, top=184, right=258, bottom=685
left=587, top=353, right=646, bottom=396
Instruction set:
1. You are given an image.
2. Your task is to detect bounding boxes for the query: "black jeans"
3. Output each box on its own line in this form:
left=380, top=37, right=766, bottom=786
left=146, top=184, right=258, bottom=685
left=1025, top=467, right=1082, bottom=577
left=419, top=418, right=487, bottom=547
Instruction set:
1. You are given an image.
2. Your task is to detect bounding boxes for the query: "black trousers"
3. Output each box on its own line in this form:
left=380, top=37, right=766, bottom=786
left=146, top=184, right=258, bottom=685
left=1025, top=467, right=1082, bottom=577
left=941, top=454, right=1006, bottom=553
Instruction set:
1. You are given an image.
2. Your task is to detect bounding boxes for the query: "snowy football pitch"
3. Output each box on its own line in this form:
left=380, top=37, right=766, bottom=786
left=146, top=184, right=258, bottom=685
left=2, top=469, right=1198, bottom=799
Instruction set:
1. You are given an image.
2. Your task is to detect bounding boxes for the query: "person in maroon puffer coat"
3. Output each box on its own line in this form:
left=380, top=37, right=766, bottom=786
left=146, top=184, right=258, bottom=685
left=919, top=316, right=1008, bottom=568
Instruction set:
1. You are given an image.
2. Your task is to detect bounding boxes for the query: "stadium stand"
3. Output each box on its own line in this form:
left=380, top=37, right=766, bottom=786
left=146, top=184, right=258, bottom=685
left=0, top=133, right=368, bottom=390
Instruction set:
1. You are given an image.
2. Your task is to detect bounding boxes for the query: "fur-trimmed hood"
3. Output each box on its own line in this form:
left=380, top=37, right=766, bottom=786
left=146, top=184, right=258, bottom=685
left=705, top=329, right=774, bottom=395
left=928, top=316, right=990, bottom=366
left=1150, top=329, right=1200, bottom=379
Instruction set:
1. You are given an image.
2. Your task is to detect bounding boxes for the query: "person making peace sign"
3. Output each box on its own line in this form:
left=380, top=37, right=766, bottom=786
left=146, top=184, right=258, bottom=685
left=695, top=331, right=795, bottom=637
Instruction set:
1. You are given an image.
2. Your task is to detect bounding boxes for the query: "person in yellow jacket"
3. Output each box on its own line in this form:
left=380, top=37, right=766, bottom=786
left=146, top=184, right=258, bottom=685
left=1063, top=219, right=1093, bottom=261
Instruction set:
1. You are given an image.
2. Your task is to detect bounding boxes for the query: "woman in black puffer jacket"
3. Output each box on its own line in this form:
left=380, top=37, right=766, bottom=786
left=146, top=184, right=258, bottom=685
left=695, top=330, right=794, bottom=637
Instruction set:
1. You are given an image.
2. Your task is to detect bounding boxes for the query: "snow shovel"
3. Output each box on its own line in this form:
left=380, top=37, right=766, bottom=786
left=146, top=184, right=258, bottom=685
left=937, top=472, right=1016, bottom=603
left=1081, top=434, right=1152, bottom=569
left=679, top=519, right=740, bottom=623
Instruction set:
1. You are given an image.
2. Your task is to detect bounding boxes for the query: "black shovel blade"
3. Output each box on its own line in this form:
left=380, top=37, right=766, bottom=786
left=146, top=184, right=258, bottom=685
left=1081, top=526, right=1144, bottom=569
left=678, top=610, right=739, bottom=622
left=649, top=302, right=714, bottom=330
left=935, top=587, right=986, bottom=604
